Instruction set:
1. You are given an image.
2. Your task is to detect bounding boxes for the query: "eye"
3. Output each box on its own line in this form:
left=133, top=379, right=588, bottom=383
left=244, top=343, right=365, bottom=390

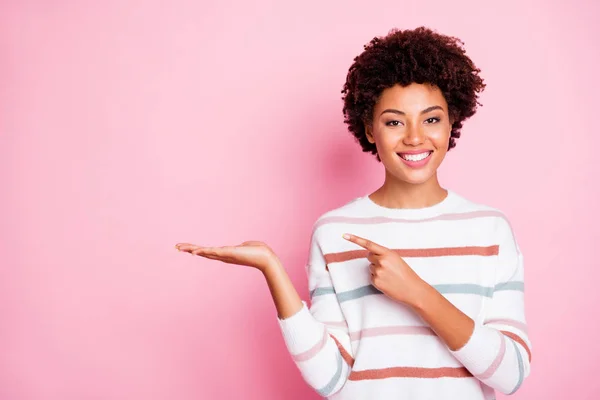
left=424, top=117, right=441, bottom=124
left=385, top=120, right=403, bottom=127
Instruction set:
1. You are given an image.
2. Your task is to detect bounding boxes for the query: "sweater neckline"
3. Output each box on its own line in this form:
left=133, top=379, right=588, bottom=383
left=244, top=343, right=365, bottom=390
left=358, top=189, right=459, bottom=219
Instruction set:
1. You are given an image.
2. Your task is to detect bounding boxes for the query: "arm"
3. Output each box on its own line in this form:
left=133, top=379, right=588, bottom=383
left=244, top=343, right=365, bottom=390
left=275, top=231, right=354, bottom=397
left=262, top=258, right=304, bottom=319
left=175, top=234, right=353, bottom=397
left=411, top=218, right=531, bottom=395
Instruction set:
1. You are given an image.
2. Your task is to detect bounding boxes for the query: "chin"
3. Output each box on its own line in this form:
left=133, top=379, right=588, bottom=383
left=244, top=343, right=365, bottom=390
left=386, top=167, right=433, bottom=185
left=383, top=159, right=435, bottom=185
left=399, top=174, right=434, bottom=185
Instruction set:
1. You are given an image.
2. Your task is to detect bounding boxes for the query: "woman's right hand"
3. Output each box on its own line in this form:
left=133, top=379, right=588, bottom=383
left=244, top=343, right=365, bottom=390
left=175, top=240, right=279, bottom=272
left=175, top=240, right=303, bottom=319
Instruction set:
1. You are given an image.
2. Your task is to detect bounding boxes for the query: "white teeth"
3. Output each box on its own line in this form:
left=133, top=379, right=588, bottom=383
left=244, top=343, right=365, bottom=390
left=400, top=152, right=431, bottom=161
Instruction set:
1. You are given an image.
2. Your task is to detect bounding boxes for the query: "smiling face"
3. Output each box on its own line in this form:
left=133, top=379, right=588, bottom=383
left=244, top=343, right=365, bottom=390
left=365, top=83, right=453, bottom=186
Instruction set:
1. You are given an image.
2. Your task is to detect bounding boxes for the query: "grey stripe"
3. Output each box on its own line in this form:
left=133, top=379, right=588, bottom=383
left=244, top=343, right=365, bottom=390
left=433, top=283, right=494, bottom=298
left=310, top=287, right=336, bottom=298
left=495, top=281, right=524, bottom=292
left=337, top=285, right=382, bottom=303
left=508, top=339, right=524, bottom=394
left=331, top=281, right=523, bottom=301
left=316, top=351, right=344, bottom=397
left=336, top=283, right=496, bottom=303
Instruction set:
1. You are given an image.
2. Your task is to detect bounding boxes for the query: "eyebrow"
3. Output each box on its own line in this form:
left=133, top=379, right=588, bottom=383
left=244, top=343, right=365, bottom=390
left=380, top=105, right=444, bottom=117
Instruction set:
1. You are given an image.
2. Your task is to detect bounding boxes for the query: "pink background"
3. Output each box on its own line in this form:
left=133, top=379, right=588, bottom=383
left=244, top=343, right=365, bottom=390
left=1, top=1, right=598, bottom=399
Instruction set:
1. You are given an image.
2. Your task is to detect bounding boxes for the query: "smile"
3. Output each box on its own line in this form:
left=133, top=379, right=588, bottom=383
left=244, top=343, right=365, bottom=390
left=398, top=151, right=432, bottom=162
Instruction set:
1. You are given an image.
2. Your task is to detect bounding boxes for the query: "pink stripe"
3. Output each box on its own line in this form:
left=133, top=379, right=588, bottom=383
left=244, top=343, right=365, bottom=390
left=323, top=321, right=348, bottom=329
left=502, top=331, right=532, bottom=362
left=325, top=245, right=498, bottom=265
left=314, top=210, right=506, bottom=231
left=350, top=325, right=435, bottom=341
left=485, top=318, right=528, bottom=334
left=478, top=331, right=506, bottom=380
left=292, top=329, right=328, bottom=362
left=330, top=334, right=355, bottom=367
left=350, top=366, right=471, bottom=380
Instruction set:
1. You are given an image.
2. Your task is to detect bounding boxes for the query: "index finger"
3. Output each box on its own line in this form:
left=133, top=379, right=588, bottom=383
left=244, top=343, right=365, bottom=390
left=342, top=233, right=387, bottom=255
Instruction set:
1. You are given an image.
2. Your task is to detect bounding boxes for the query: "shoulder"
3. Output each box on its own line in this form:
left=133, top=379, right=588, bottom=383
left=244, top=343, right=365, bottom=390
left=452, top=191, right=518, bottom=243
left=308, top=196, right=367, bottom=242
left=317, top=196, right=366, bottom=219
left=452, top=190, right=511, bottom=220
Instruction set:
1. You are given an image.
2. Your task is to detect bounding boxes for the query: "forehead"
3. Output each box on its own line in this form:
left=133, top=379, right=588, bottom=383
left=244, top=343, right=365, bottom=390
left=375, top=83, right=448, bottom=112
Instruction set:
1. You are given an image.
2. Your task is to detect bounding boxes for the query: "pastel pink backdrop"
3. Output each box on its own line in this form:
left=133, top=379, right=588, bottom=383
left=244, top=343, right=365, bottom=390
left=1, top=1, right=598, bottom=399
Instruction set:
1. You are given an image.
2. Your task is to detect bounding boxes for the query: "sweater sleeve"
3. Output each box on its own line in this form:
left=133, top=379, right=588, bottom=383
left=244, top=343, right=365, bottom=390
left=277, top=230, right=354, bottom=397
left=450, top=216, right=532, bottom=395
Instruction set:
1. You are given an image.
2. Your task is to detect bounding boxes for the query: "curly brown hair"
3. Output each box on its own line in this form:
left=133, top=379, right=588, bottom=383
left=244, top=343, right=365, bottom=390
left=341, top=27, right=486, bottom=160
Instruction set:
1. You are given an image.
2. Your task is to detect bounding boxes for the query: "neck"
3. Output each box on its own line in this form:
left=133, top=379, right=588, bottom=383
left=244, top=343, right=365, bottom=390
left=369, top=172, right=447, bottom=209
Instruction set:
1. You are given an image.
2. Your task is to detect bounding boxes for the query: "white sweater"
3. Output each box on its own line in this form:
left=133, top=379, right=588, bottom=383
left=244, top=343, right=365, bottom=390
left=278, top=190, right=531, bottom=399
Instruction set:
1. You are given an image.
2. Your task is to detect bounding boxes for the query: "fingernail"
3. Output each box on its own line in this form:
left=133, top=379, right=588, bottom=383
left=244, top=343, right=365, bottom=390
left=343, top=234, right=350, bottom=239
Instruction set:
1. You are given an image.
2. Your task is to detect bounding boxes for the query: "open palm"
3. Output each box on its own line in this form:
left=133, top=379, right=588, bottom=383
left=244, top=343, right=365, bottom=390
left=175, top=240, right=276, bottom=271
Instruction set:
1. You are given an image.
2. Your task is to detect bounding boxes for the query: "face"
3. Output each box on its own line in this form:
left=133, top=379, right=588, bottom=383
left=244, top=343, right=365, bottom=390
left=365, top=83, right=452, bottom=186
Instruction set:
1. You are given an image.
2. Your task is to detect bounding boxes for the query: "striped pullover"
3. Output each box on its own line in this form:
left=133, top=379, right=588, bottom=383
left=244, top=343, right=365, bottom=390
left=277, top=190, right=531, bottom=399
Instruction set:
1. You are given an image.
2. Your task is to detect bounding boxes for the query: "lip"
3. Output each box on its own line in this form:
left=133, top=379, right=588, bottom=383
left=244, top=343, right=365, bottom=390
left=397, top=149, right=434, bottom=155
left=397, top=150, right=433, bottom=168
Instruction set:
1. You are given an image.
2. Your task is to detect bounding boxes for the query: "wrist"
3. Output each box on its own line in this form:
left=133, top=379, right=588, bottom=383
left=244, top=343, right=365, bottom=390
left=261, top=257, right=283, bottom=275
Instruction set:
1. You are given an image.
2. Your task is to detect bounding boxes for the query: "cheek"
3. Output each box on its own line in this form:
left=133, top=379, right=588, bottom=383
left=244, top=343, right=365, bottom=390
left=376, top=129, right=400, bottom=148
left=428, top=126, right=451, bottom=146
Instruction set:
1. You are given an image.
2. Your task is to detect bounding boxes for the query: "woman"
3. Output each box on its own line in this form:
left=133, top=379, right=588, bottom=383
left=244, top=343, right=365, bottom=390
left=176, top=26, right=531, bottom=399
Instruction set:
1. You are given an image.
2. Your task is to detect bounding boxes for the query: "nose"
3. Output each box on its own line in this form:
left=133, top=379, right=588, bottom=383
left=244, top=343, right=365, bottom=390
left=402, top=125, right=425, bottom=146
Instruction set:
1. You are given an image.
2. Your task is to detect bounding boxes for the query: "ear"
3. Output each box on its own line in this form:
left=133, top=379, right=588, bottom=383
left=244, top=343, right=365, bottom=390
left=448, top=111, right=456, bottom=127
left=364, top=122, right=375, bottom=144
left=447, top=114, right=455, bottom=136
